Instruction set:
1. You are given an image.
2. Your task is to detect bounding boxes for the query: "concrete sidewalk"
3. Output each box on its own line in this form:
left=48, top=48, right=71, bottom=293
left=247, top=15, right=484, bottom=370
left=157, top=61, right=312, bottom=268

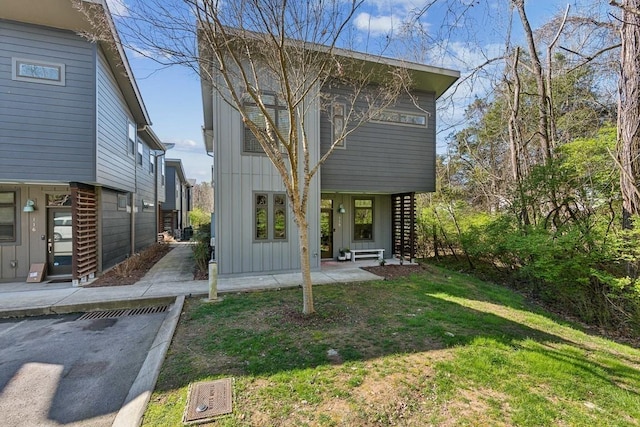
left=0, top=243, right=384, bottom=318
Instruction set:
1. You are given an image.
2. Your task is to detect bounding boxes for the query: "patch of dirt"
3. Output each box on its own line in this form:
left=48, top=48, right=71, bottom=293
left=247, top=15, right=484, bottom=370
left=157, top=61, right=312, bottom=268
left=84, top=244, right=173, bottom=287
left=361, top=264, right=430, bottom=280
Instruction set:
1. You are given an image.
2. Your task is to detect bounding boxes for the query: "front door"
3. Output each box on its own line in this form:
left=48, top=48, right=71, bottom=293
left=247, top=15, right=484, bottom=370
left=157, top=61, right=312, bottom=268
left=48, top=208, right=73, bottom=275
left=320, top=208, right=333, bottom=259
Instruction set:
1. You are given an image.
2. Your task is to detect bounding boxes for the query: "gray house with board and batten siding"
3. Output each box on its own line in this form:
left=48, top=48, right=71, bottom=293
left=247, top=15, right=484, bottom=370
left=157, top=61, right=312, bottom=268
left=201, top=46, right=459, bottom=278
left=0, top=0, right=166, bottom=284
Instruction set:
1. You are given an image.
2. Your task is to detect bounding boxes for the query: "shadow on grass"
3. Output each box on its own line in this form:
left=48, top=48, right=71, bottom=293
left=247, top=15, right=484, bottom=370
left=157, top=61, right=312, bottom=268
left=153, top=276, right=637, bottom=394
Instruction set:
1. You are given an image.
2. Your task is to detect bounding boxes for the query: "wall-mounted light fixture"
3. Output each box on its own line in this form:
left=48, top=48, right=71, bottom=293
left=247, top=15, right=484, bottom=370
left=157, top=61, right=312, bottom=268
left=337, top=204, right=346, bottom=214
left=23, top=199, right=35, bottom=212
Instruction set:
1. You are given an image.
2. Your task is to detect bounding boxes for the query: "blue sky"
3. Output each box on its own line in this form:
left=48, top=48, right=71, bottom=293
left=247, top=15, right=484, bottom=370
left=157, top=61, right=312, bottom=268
left=112, top=0, right=608, bottom=184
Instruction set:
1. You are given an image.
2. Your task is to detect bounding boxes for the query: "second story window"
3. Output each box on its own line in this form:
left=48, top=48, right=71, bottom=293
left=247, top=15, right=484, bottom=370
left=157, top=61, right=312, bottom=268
left=150, top=153, right=155, bottom=174
left=161, top=157, right=166, bottom=185
left=243, top=94, right=289, bottom=154
left=12, top=58, right=65, bottom=86
left=0, top=192, right=17, bottom=242
left=128, top=122, right=136, bottom=155
left=137, top=141, right=143, bottom=165
left=332, top=102, right=346, bottom=149
left=372, top=109, right=428, bottom=127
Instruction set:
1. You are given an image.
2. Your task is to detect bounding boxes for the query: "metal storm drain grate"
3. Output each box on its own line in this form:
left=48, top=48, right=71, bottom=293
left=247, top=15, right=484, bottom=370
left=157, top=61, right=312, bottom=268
left=77, top=305, right=169, bottom=320
left=183, top=378, right=233, bottom=424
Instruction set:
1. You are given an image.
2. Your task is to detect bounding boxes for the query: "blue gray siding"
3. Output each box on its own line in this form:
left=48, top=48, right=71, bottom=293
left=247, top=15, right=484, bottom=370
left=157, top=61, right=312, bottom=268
left=0, top=20, right=96, bottom=183
left=134, top=135, right=159, bottom=250
left=101, top=188, right=130, bottom=269
left=320, top=89, right=436, bottom=193
left=164, top=168, right=178, bottom=211
left=96, top=49, right=136, bottom=191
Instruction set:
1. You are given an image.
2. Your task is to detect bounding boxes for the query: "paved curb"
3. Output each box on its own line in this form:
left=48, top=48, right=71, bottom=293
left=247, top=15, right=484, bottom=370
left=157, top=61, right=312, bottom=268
left=112, top=295, right=185, bottom=427
left=0, top=296, right=180, bottom=319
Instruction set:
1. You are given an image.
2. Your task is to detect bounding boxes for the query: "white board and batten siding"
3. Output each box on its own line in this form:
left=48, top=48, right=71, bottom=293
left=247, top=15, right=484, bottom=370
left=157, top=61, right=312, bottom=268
left=212, top=85, right=321, bottom=277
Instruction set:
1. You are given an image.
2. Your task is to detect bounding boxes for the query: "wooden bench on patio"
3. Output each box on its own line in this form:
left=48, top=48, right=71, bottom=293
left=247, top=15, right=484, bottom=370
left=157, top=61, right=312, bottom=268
left=350, top=249, right=385, bottom=262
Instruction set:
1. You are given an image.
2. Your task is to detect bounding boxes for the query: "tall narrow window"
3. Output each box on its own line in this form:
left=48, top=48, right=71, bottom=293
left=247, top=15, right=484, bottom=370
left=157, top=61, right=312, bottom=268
left=0, top=192, right=17, bottom=242
left=161, top=157, right=166, bottom=185
left=150, top=152, right=155, bottom=174
left=255, top=193, right=268, bottom=240
left=332, top=102, right=346, bottom=148
left=128, top=122, right=136, bottom=155
left=273, top=193, right=286, bottom=240
left=354, top=198, right=374, bottom=241
left=137, top=141, right=143, bottom=165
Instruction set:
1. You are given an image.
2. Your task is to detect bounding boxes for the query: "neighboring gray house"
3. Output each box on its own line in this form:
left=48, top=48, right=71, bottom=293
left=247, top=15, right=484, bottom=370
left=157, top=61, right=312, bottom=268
left=0, top=0, right=166, bottom=283
left=161, top=159, right=192, bottom=239
left=201, top=46, right=459, bottom=278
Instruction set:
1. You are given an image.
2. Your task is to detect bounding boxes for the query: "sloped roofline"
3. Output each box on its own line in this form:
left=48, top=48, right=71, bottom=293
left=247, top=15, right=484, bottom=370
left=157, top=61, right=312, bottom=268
left=199, top=28, right=460, bottom=153
left=166, top=159, right=191, bottom=185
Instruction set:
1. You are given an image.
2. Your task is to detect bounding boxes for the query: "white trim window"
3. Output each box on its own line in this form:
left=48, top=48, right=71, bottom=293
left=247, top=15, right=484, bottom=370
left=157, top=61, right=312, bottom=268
left=128, top=122, right=136, bottom=155
left=137, top=141, right=143, bottom=165
left=117, top=193, right=129, bottom=211
left=12, top=58, right=65, bottom=86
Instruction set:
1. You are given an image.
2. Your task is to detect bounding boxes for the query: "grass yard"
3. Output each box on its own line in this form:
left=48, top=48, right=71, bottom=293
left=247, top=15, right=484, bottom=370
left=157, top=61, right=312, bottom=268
left=143, top=265, right=640, bottom=426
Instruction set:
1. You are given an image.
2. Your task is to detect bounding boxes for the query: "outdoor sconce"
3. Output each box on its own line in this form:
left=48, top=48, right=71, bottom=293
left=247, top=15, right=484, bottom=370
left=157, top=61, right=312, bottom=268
left=23, top=199, right=35, bottom=212
left=337, top=204, right=346, bottom=214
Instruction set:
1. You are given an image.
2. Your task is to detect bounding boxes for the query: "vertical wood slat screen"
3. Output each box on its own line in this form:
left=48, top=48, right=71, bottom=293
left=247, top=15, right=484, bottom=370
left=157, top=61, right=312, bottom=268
left=71, top=184, right=97, bottom=283
left=391, top=193, right=416, bottom=260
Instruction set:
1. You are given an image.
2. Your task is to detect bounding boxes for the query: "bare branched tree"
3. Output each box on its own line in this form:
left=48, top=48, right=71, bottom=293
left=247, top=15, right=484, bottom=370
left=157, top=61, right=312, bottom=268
left=75, top=0, right=411, bottom=314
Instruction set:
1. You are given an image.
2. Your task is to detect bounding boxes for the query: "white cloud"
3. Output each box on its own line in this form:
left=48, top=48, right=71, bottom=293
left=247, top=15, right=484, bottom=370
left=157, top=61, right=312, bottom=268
left=106, top=0, right=129, bottom=17
left=164, top=138, right=201, bottom=151
left=354, top=12, right=401, bottom=35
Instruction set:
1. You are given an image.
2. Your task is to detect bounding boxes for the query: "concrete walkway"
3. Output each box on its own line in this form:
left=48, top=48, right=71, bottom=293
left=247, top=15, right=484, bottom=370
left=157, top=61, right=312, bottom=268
left=0, top=243, right=385, bottom=318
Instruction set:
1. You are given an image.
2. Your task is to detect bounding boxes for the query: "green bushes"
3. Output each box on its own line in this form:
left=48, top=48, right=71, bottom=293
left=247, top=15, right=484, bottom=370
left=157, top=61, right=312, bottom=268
left=419, top=127, right=640, bottom=332
left=420, top=205, right=640, bottom=331
left=191, top=223, right=211, bottom=276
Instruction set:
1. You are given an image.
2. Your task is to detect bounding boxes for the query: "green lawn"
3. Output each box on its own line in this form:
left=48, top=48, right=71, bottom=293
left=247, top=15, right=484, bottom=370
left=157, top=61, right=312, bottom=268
left=143, top=265, right=640, bottom=426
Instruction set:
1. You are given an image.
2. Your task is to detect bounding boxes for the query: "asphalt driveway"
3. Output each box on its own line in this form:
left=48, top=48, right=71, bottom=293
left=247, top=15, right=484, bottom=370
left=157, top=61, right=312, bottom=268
left=0, top=309, right=168, bottom=427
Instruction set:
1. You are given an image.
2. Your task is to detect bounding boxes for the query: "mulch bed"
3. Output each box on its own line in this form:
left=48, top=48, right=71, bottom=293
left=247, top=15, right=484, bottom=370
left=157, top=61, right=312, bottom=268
left=84, top=245, right=174, bottom=287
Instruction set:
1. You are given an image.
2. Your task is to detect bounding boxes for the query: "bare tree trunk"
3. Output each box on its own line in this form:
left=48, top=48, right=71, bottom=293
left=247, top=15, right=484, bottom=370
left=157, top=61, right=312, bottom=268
left=617, top=0, right=640, bottom=229
left=507, top=47, right=530, bottom=228
left=513, top=0, right=552, bottom=164
left=295, top=213, right=314, bottom=314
